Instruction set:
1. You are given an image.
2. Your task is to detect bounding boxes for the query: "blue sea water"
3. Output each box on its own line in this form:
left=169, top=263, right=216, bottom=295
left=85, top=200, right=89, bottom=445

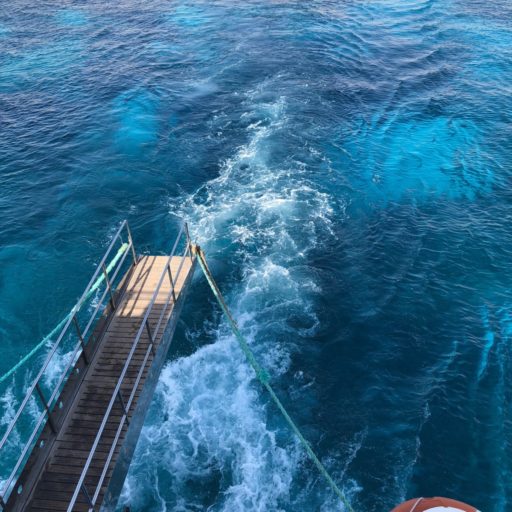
left=1, top=0, right=512, bottom=510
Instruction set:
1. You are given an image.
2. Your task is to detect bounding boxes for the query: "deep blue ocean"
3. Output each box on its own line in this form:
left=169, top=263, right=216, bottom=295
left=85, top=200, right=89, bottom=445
left=1, top=1, right=512, bottom=510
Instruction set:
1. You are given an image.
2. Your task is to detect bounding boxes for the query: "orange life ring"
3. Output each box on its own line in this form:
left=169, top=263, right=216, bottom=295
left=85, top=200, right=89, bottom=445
left=391, top=497, right=480, bottom=512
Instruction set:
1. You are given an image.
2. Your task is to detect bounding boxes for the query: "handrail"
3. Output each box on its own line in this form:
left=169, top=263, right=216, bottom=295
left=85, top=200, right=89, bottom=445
left=0, top=220, right=138, bottom=507
left=90, top=242, right=193, bottom=508
left=67, top=223, right=193, bottom=512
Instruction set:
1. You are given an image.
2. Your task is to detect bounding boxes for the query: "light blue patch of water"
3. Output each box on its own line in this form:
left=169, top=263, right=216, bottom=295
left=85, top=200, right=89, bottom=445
left=112, top=89, right=160, bottom=156
left=55, top=9, right=88, bottom=27
left=170, top=5, right=210, bottom=28
left=0, top=39, right=83, bottom=91
left=477, top=305, right=495, bottom=381
left=340, top=115, right=492, bottom=211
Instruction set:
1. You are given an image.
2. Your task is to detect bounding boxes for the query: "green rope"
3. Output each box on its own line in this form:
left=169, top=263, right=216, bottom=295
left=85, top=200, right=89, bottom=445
left=0, top=243, right=130, bottom=385
left=196, top=247, right=354, bottom=512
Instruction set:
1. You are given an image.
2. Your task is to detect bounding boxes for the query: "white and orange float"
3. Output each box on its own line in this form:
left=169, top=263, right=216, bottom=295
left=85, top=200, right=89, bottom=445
left=391, top=497, right=480, bottom=512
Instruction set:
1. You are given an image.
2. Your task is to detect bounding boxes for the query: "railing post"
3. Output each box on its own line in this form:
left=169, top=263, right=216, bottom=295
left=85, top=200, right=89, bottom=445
left=72, top=315, right=89, bottom=365
left=116, top=391, right=130, bottom=426
left=167, top=265, right=177, bottom=303
left=145, top=319, right=156, bottom=356
left=184, top=222, right=192, bottom=261
left=80, top=483, right=94, bottom=509
left=35, top=384, right=57, bottom=434
left=102, top=263, right=116, bottom=310
left=125, top=222, right=138, bottom=266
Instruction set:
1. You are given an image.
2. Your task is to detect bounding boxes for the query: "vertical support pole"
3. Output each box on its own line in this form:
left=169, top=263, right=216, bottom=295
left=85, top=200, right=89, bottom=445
left=167, top=265, right=177, bottom=303
left=81, top=483, right=94, bottom=509
left=145, top=319, right=156, bottom=355
left=35, top=384, right=57, bottom=434
left=102, top=263, right=116, bottom=310
left=116, top=391, right=130, bottom=425
left=73, top=315, right=89, bottom=365
left=184, top=222, right=192, bottom=261
left=125, top=222, right=138, bottom=266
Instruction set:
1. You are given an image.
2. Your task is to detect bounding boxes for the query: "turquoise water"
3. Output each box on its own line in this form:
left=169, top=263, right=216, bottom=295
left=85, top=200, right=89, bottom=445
left=1, top=1, right=512, bottom=510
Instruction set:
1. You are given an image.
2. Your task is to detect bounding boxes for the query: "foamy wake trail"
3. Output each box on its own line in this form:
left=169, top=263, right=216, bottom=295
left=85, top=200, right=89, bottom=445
left=121, top=335, right=299, bottom=511
left=119, top=87, right=352, bottom=510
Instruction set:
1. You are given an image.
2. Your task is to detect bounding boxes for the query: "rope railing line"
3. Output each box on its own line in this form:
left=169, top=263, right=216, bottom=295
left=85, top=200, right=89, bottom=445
left=0, top=242, right=129, bottom=385
left=195, top=246, right=355, bottom=512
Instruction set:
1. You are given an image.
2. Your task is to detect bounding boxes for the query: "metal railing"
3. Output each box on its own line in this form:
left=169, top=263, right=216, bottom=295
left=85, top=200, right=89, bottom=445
left=0, top=221, right=137, bottom=509
left=67, top=222, right=194, bottom=512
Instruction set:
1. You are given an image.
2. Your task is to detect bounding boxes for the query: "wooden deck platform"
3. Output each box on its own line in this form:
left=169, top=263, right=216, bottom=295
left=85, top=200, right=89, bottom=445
left=7, top=254, right=195, bottom=512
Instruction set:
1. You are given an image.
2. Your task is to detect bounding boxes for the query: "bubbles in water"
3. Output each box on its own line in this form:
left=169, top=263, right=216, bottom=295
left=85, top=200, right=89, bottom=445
left=0, top=384, right=19, bottom=438
left=120, top=337, right=299, bottom=511
left=112, top=89, right=160, bottom=156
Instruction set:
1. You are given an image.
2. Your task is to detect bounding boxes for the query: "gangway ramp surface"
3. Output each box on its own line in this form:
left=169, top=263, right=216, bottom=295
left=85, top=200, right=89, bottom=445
left=0, top=221, right=196, bottom=512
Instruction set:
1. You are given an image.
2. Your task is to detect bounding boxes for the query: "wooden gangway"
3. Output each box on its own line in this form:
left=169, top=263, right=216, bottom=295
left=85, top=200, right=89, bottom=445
left=0, top=221, right=196, bottom=512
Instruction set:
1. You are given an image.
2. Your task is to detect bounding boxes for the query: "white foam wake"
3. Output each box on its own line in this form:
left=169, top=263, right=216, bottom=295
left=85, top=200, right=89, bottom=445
left=119, top=86, right=347, bottom=510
